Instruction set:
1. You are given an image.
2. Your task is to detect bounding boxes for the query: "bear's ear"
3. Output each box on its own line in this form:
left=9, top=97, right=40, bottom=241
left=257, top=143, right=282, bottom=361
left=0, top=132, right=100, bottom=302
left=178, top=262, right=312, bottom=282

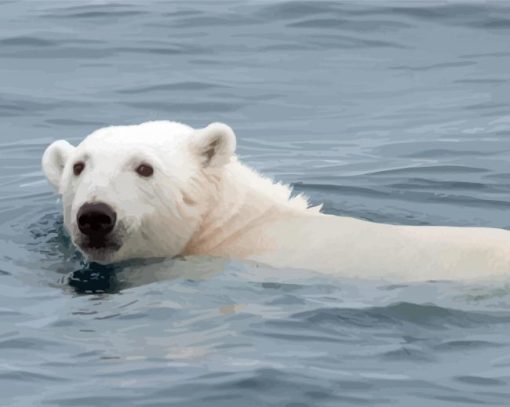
left=193, top=122, right=236, bottom=168
left=42, top=140, right=75, bottom=190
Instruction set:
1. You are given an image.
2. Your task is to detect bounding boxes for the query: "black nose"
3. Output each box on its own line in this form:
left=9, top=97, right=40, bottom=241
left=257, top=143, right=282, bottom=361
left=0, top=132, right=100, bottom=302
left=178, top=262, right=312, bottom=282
left=77, top=202, right=116, bottom=237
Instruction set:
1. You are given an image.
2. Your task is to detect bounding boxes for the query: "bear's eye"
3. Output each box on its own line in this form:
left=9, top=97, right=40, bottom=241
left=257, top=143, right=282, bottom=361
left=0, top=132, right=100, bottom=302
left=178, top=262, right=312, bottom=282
left=136, top=163, right=154, bottom=177
left=73, top=162, right=85, bottom=176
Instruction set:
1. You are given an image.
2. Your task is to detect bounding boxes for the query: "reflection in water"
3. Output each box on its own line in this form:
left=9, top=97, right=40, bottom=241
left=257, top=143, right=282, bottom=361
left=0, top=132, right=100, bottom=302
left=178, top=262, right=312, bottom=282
left=66, top=256, right=231, bottom=294
left=67, top=263, right=119, bottom=294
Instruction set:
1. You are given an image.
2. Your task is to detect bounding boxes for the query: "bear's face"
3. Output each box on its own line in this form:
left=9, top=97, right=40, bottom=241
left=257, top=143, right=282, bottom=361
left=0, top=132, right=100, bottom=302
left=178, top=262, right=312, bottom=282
left=42, top=121, right=236, bottom=263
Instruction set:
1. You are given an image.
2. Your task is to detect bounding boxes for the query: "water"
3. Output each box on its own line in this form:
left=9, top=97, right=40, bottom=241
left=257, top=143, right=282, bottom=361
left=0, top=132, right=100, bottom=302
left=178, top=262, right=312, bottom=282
left=1, top=0, right=510, bottom=405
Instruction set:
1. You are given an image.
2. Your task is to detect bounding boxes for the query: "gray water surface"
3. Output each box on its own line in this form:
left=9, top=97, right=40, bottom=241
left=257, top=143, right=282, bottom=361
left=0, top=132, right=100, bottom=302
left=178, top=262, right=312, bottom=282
left=2, top=1, right=510, bottom=406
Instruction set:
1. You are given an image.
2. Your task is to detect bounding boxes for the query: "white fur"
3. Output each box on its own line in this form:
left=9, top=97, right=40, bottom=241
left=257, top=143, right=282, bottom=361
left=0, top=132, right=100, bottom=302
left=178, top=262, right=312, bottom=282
left=42, top=121, right=510, bottom=281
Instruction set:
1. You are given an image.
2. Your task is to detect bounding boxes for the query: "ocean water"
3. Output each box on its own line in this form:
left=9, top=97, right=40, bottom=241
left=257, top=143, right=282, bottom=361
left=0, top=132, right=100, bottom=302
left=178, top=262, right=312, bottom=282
left=1, top=1, right=510, bottom=405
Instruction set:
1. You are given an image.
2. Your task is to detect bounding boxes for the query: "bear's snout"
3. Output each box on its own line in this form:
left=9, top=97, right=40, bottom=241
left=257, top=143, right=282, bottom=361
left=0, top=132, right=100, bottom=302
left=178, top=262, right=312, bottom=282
left=77, top=202, right=117, bottom=240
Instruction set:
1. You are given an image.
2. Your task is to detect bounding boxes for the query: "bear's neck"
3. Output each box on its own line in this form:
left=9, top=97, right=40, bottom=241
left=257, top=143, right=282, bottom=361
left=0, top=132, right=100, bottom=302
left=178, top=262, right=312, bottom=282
left=183, top=159, right=319, bottom=257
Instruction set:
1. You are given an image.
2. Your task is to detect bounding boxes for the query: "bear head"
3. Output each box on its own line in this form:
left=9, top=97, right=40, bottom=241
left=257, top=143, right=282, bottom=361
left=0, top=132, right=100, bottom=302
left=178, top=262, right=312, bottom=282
left=42, top=121, right=236, bottom=264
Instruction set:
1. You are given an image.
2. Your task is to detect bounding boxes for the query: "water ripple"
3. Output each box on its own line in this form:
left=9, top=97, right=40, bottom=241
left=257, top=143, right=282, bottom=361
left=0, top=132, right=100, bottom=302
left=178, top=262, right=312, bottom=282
left=1, top=1, right=510, bottom=406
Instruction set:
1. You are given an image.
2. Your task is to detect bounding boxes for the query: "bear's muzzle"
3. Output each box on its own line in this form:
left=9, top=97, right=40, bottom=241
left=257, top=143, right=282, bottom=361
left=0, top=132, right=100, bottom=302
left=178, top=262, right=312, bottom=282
left=77, top=202, right=117, bottom=248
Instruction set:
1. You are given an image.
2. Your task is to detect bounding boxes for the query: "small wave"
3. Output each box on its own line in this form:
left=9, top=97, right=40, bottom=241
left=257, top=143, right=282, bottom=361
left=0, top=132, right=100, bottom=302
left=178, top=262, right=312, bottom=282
left=0, top=36, right=55, bottom=47
left=368, top=165, right=488, bottom=176
left=434, top=339, right=504, bottom=351
left=257, top=1, right=340, bottom=20
left=258, top=1, right=510, bottom=32
left=455, top=375, right=506, bottom=386
left=0, top=370, right=67, bottom=383
left=288, top=18, right=411, bottom=32
left=307, top=33, right=406, bottom=49
left=123, top=101, right=243, bottom=113
left=389, top=179, right=489, bottom=192
left=42, top=3, right=147, bottom=20
left=0, top=336, right=62, bottom=350
left=168, top=15, right=260, bottom=28
left=460, top=51, right=510, bottom=59
left=45, top=118, right=106, bottom=127
left=454, top=78, right=508, bottom=85
left=381, top=347, right=433, bottom=362
left=404, top=149, right=495, bottom=158
left=117, top=81, right=226, bottom=95
left=54, top=10, right=145, bottom=19
left=0, top=47, right=116, bottom=60
left=391, top=61, right=476, bottom=72
left=471, top=17, right=510, bottom=30
left=116, top=46, right=190, bottom=56
left=292, top=302, right=510, bottom=329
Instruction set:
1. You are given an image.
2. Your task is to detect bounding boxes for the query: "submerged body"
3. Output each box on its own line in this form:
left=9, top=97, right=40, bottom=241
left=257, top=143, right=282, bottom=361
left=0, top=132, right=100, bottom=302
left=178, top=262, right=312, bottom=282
left=212, top=214, right=510, bottom=281
left=42, top=121, right=510, bottom=281
left=183, top=159, right=510, bottom=281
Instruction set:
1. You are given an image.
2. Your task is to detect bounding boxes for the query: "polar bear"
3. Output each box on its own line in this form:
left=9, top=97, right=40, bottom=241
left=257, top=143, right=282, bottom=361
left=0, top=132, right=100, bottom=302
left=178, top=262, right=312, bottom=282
left=42, top=121, right=510, bottom=281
